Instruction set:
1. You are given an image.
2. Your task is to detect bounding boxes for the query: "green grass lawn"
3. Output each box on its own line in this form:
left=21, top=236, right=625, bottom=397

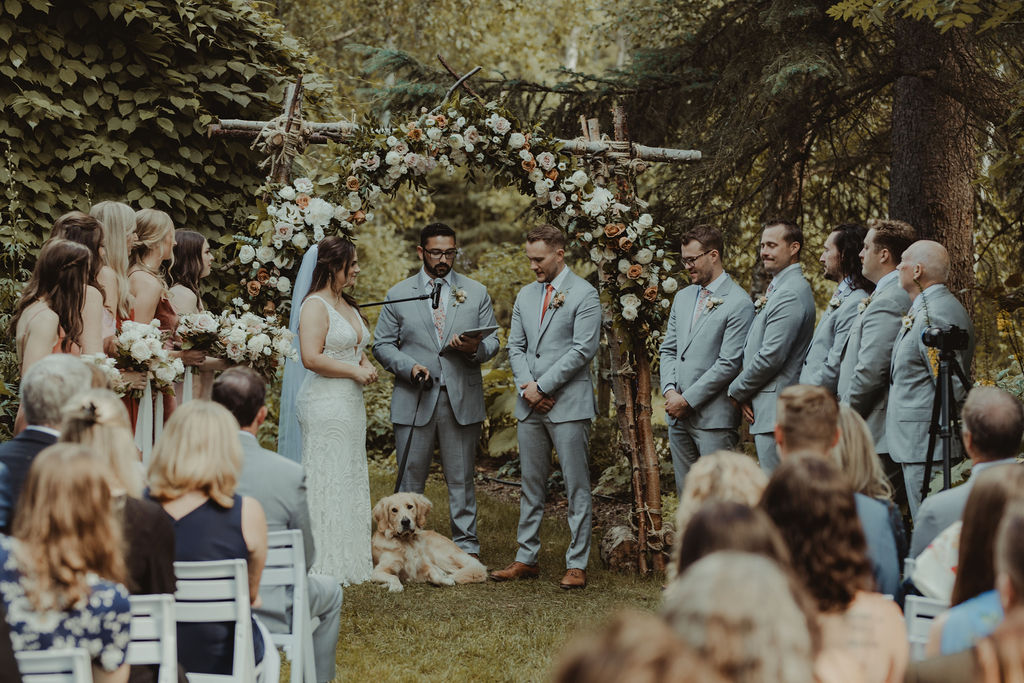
left=326, top=463, right=664, bottom=682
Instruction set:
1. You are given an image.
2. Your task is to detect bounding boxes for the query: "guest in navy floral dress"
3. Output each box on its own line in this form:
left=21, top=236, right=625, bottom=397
left=0, top=443, right=131, bottom=682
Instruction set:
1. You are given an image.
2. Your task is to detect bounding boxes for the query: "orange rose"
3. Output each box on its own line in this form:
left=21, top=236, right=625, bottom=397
left=521, top=157, right=537, bottom=172
left=295, top=194, right=310, bottom=209
left=246, top=280, right=261, bottom=296
left=434, top=115, right=447, bottom=127
left=407, top=128, right=423, bottom=141
left=604, top=223, right=625, bottom=238
left=627, top=264, right=643, bottom=279
left=643, top=286, right=658, bottom=301
left=263, top=301, right=276, bottom=315
left=619, top=236, right=633, bottom=251
left=352, top=210, right=366, bottom=224
left=256, top=268, right=271, bottom=284
left=546, top=169, right=559, bottom=181
left=346, top=176, right=360, bottom=191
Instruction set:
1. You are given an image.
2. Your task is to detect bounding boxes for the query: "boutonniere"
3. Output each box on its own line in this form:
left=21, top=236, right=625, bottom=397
left=706, top=296, right=725, bottom=312
left=548, top=290, right=567, bottom=310
left=754, top=296, right=767, bottom=314
left=451, top=288, right=468, bottom=307
left=828, top=295, right=841, bottom=310
left=857, top=295, right=872, bottom=314
left=901, top=313, right=915, bottom=331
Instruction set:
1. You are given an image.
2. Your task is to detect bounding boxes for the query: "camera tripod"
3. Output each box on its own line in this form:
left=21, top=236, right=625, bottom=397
left=919, top=346, right=971, bottom=503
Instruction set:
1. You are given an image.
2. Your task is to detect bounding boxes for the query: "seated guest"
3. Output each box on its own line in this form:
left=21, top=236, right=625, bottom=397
left=146, top=400, right=268, bottom=676
left=775, top=385, right=900, bottom=597
left=910, top=387, right=1024, bottom=558
left=761, top=456, right=908, bottom=683
left=0, top=354, right=91, bottom=532
left=663, top=552, right=816, bottom=683
left=552, top=610, right=724, bottom=683
left=925, top=464, right=1024, bottom=656
left=212, top=367, right=342, bottom=683
left=0, top=444, right=131, bottom=683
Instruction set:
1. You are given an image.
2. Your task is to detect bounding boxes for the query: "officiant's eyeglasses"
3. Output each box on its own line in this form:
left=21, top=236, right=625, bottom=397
left=424, top=249, right=459, bottom=260
left=680, top=250, right=714, bottom=267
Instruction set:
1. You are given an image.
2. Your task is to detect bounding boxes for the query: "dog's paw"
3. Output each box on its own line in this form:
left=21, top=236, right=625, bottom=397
left=387, top=581, right=404, bottom=593
left=440, top=576, right=456, bottom=586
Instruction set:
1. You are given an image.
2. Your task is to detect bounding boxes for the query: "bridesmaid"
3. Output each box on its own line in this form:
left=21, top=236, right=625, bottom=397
left=47, top=212, right=108, bottom=353
left=167, top=229, right=226, bottom=399
left=90, top=201, right=136, bottom=326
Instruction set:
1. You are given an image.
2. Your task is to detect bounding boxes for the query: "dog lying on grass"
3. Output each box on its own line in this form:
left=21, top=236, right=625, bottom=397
left=371, top=492, right=487, bottom=592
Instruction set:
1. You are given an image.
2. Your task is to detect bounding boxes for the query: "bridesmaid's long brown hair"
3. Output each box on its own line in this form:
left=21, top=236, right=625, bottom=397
left=8, top=239, right=91, bottom=352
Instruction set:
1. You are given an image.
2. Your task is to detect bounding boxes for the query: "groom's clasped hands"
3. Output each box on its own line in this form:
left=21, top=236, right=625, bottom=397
left=521, top=380, right=556, bottom=413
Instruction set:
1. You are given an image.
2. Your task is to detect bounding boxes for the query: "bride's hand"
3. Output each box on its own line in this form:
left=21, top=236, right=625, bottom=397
left=355, top=366, right=378, bottom=385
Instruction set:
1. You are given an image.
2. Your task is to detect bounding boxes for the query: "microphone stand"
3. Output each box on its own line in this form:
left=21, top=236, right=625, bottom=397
left=360, top=293, right=430, bottom=308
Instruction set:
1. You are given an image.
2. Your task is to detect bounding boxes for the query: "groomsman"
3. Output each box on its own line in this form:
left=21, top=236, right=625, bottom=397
left=799, top=223, right=873, bottom=394
left=837, top=219, right=914, bottom=458
left=491, top=225, right=601, bottom=589
left=372, top=223, right=500, bottom=556
left=727, top=219, right=815, bottom=474
left=888, top=240, right=974, bottom=518
left=659, top=225, right=754, bottom=494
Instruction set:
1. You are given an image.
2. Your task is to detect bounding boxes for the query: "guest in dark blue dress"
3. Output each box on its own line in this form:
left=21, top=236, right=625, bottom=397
left=146, top=400, right=268, bottom=675
left=0, top=443, right=132, bottom=682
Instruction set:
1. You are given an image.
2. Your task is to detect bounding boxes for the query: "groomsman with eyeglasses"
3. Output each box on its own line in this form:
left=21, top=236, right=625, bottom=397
left=372, top=222, right=500, bottom=557
left=659, top=225, right=754, bottom=494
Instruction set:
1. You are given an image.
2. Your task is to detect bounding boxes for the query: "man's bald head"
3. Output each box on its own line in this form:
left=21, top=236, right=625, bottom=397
left=962, top=387, right=1024, bottom=462
left=899, top=240, right=951, bottom=293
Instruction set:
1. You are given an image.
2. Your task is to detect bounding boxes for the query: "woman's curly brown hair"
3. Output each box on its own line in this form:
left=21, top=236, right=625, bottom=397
left=760, top=454, right=874, bottom=612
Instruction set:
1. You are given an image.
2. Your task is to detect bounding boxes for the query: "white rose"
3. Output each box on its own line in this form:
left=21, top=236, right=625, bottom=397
left=278, top=186, right=296, bottom=201
left=656, top=249, right=665, bottom=258
left=248, top=333, right=271, bottom=355
left=427, top=127, right=442, bottom=141
left=508, top=132, right=526, bottom=149
left=581, top=232, right=592, bottom=242
left=492, top=117, right=511, bottom=134
left=146, top=337, right=163, bottom=356
left=386, top=135, right=398, bottom=147
left=569, top=170, right=588, bottom=187
left=621, top=306, right=639, bottom=321
left=313, top=226, right=325, bottom=242
left=620, top=293, right=642, bottom=309
left=448, top=133, right=464, bottom=150
left=227, top=327, right=247, bottom=345
left=528, top=169, right=544, bottom=183
left=293, top=177, right=314, bottom=193
left=277, top=277, right=291, bottom=294
left=661, top=299, right=671, bottom=309
left=385, top=150, right=403, bottom=166
left=256, top=246, right=275, bottom=263
left=305, top=198, right=334, bottom=227
left=129, top=340, right=152, bottom=363
left=590, top=247, right=603, bottom=263
left=549, top=191, right=566, bottom=208
left=291, top=232, right=308, bottom=249
left=638, top=213, right=653, bottom=227
left=635, top=248, right=654, bottom=265
left=662, top=277, right=678, bottom=293
left=274, top=222, right=294, bottom=241
left=618, top=259, right=631, bottom=275
left=536, top=151, right=556, bottom=171
left=534, top=180, right=549, bottom=197
left=238, top=245, right=256, bottom=264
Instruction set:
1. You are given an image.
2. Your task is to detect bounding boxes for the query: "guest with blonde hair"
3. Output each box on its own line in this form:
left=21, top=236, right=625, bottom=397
left=147, top=400, right=267, bottom=676
left=91, top=201, right=136, bottom=323
left=663, top=551, right=816, bottom=683
left=674, top=450, right=768, bottom=532
left=832, top=403, right=893, bottom=500
left=0, top=443, right=131, bottom=682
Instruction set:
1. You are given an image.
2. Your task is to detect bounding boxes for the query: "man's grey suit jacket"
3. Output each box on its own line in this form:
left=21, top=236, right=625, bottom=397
left=837, top=276, right=910, bottom=453
left=886, top=285, right=974, bottom=465
left=659, top=274, right=754, bottom=430
left=373, top=271, right=499, bottom=427
left=508, top=269, right=601, bottom=423
left=799, top=285, right=869, bottom=394
left=727, top=264, right=815, bottom=435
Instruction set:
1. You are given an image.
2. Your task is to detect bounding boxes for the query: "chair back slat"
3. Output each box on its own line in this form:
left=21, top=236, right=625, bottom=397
left=905, top=595, right=949, bottom=661
left=16, top=648, right=92, bottom=683
left=260, top=530, right=317, bottom=683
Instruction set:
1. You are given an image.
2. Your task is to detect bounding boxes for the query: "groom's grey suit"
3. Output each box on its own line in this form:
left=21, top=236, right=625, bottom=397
left=372, top=269, right=499, bottom=553
left=507, top=268, right=601, bottom=570
left=659, top=273, right=754, bottom=494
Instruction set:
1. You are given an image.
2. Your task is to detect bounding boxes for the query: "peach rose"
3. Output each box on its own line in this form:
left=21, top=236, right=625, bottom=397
left=618, top=236, right=633, bottom=251
left=643, top=286, right=658, bottom=301
left=352, top=210, right=366, bottom=224
left=627, top=264, right=643, bottom=279
left=346, top=176, right=360, bottom=191
left=256, top=268, right=271, bottom=284
left=604, top=223, right=625, bottom=239
left=407, top=128, right=423, bottom=141
left=546, top=169, right=559, bottom=181
left=434, top=115, right=447, bottom=127
left=246, top=280, right=262, bottom=296
left=295, top=194, right=310, bottom=209
left=521, top=157, right=537, bottom=173
left=263, top=301, right=276, bottom=315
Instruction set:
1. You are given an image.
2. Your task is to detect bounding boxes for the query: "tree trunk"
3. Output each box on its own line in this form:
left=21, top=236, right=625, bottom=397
left=890, top=21, right=976, bottom=304
left=634, top=348, right=666, bottom=571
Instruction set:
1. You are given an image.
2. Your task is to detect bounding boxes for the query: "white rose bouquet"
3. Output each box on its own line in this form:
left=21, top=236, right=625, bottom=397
left=217, top=310, right=298, bottom=378
left=80, top=353, right=131, bottom=396
left=111, top=320, right=183, bottom=396
left=176, top=311, right=221, bottom=352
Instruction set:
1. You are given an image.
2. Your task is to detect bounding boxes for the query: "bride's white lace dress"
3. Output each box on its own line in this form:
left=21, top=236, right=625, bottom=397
left=296, top=295, right=372, bottom=585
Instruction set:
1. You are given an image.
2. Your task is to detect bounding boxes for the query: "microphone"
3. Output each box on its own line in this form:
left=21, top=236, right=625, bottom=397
left=430, top=279, right=442, bottom=309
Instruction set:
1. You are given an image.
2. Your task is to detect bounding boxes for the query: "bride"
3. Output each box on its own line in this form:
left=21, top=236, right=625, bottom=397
left=295, top=236, right=378, bottom=585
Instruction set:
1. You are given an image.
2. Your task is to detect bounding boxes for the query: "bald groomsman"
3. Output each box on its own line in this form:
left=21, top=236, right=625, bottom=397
left=727, top=219, right=815, bottom=474
left=837, top=219, right=914, bottom=459
left=659, top=225, right=754, bottom=493
left=799, top=223, right=873, bottom=394
left=888, top=240, right=974, bottom=518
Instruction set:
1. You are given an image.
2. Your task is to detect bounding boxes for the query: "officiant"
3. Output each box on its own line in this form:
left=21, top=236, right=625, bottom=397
left=372, top=222, right=499, bottom=558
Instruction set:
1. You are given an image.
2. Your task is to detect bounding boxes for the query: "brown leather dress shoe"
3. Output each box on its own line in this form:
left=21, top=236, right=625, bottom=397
left=559, top=568, right=587, bottom=589
left=489, top=561, right=540, bottom=582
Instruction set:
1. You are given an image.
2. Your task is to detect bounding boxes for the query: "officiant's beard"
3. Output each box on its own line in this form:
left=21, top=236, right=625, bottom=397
left=424, top=260, right=451, bottom=279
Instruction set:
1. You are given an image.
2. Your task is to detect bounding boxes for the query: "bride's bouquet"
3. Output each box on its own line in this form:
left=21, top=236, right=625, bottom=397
left=176, top=311, right=221, bottom=352
left=217, top=309, right=297, bottom=378
left=111, top=320, right=185, bottom=396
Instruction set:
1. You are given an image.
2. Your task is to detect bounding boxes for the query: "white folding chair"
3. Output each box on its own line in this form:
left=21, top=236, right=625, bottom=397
left=904, top=557, right=916, bottom=582
left=15, top=648, right=92, bottom=683
left=905, top=594, right=949, bottom=661
left=174, top=559, right=256, bottom=683
left=127, top=594, right=178, bottom=683
left=260, top=530, right=317, bottom=683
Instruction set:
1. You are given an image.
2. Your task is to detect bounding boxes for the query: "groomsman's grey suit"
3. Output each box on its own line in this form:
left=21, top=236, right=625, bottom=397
left=727, top=263, right=815, bottom=473
left=886, top=284, right=974, bottom=517
left=372, top=269, right=499, bottom=553
left=235, top=432, right=342, bottom=683
left=507, top=267, right=601, bottom=570
left=837, top=271, right=910, bottom=454
left=659, top=273, right=754, bottom=493
left=799, top=279, right=869, bottom=394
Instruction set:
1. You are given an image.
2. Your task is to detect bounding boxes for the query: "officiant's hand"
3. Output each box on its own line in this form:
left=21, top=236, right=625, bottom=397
left=448, top=333, right=481, bottom=355
left=411, top=364, right=430, bottom=384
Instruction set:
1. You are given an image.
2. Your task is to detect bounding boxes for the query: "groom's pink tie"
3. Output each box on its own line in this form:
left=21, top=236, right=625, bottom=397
left=540, top=284, right=554, bottom=325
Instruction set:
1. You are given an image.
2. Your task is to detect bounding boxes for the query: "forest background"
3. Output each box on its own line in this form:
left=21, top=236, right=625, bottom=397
left=2, top=0, right=1023, bottom=505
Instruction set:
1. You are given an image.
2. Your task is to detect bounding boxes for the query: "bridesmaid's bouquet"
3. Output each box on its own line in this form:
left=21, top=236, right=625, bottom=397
left=217, top=310, right=297, bottom=378
left=80, top=353, right=132, bottom=396
left=176, top=311, right=221, bottom=352
left=111, top=320, right=185, bottom=396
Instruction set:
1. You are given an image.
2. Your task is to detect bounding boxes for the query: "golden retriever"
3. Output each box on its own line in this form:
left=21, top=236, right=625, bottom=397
left=371, top=492, right=487, bottom=592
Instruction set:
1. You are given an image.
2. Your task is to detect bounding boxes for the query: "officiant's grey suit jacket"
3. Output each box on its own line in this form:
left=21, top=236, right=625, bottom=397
left=837, top=276, right=910, bottom=453
left=886, top=285, right=974, bottom=465
left=372, top=271, right=499, bottom=427
left=659, top=273, right=754, bottom=430
left=798, top=286, right=869, bottom=394
left=727, top=264, right=815, bottom=435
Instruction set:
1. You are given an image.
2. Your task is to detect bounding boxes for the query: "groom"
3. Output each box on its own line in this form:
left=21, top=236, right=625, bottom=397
left=372, top=222, right=499, bottom=556
left=490, top=224, right=601, bottom=589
